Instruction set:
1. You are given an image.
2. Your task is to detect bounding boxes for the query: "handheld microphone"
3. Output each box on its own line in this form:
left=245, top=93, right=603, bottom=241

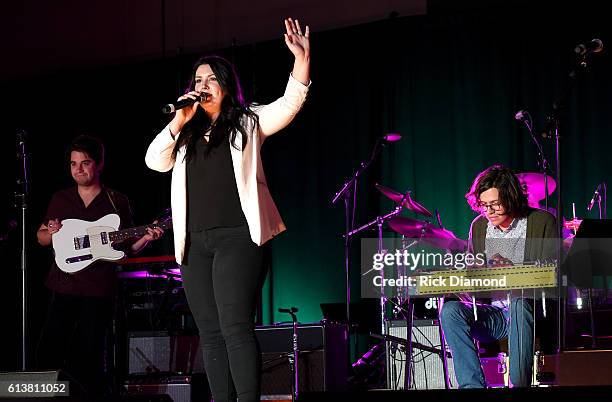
left=587, top=184, right=602, bottom=211
left=575, top=39, right=604, bottom=56
left=382, top=133, right=402, bottom=142
left=162, top=93, right=210, bottom=114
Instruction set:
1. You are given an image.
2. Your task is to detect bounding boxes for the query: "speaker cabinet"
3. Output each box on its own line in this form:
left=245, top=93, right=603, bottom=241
left=256, top=322, right=348, bottom=395
left=128, top=332, right=203, bottom=375
left=385, top=319, right=455, bottom=390
left=127, top=322, right=348, bottom=396
left=124, top=374, right=209, bottom=402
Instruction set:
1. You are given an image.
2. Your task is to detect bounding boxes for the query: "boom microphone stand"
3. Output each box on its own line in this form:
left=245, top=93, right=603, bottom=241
left=331, top=135, right=401, bottom=360
left=515, top=110, right=552, bottom=211
left=540, top=38, right=603, bottom=352
left=15, top=130, right=30, bottom=370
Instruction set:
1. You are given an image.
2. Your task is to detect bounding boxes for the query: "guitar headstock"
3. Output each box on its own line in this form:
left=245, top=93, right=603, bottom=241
left=154, top=208, right=173, bottom=228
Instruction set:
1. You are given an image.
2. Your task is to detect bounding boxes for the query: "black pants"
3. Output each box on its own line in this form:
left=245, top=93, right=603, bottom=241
left=36, top=291, right=113, bottom=400
left=181, top=225, right=265, bottom=402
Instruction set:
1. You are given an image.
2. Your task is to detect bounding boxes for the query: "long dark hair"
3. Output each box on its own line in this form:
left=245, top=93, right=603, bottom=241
left=171, top=55, right=259, bottom=161
left=465, top=164, right=530, bottom=217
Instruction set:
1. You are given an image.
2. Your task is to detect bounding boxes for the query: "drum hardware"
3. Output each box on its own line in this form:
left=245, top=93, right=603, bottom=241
left=516, top=172, right=556, bottom=211
left=375, top=183, right=433, bottom=217
left=365, top=183, right=461, bottom=389
left=387, top=216, right=467, bottom=253
left=346, top=182, right=432, bottom=389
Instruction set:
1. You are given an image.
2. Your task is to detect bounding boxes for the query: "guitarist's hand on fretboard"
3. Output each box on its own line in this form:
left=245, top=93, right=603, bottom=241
left=142, top=220, right=165, bottom=242
left=130, top=220, right=166, bottom=254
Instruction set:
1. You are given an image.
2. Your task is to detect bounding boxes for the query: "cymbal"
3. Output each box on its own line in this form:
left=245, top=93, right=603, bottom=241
left=516, top=172, right=556, bottom=206
left=388, top=217, right=467, bottom=252
left=376, top=183, right=433, bottom=217
left=387, top=216, right=430, bottom=234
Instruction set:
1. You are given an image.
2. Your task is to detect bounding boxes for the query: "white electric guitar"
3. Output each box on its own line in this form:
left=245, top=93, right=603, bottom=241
left=52, top=213, right=172, bottom=273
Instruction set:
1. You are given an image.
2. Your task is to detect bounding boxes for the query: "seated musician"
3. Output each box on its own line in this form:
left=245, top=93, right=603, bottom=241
left=440, top=164, right=557, bottom=388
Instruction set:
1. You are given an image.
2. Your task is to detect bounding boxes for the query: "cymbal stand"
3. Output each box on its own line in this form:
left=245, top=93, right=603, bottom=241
left=346, top=202, right=406, bottom=334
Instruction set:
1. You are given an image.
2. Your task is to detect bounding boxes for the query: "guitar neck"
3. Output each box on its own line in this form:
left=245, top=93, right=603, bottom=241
left=109, top=221, right=172, bottom=242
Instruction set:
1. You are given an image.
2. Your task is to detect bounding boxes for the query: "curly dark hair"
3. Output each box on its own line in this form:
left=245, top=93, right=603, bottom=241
left=171, top=55, right=260, bottom=162
left=465, top=164, right=530, bottom=217
left=67, top=135, right=105, bottom=167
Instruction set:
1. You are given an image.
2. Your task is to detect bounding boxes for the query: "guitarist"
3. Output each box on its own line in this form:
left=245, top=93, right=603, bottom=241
left=35, top=135, right=164, bottom=400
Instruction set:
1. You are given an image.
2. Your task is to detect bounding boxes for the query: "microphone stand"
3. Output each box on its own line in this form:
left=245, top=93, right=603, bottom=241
left=278, top=307, right=299, bottom=402
left=331, top=138, right=391, bottom=362
left=597, top=182, right=607, bottom=219
left=15, top=130, right=30, bottom=370
left=587, top=181, right=606, bottom=348
left=542, top=45, right=600, bottom=353
left=519, top=111, right=552, bottom=210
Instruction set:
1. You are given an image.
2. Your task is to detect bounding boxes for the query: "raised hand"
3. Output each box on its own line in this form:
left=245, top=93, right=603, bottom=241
left=284, top=18, right=310, bottom=86
left=284, top=18, right=310, bottom=61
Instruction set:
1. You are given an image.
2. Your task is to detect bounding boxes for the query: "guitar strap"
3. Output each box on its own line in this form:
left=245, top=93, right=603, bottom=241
left=105, top=188, right=119, bottom=215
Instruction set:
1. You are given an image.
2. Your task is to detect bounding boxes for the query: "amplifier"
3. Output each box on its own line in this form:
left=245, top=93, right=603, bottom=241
left=534, top=350, right=612, bottom=386
left=256, top=322, right=348, bottom=394
left=127, top=322, right=348, bottom=395
left=385, top=319, right=455, bottom=390
left=128, top=332, right=203, bottom=375
left=124, top=374, right=209, bottom=402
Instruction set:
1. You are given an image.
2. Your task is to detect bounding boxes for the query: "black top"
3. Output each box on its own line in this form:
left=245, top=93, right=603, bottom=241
left=186, top=138, right=247, bottom=231
left=44, top=186, right=134, bottom=298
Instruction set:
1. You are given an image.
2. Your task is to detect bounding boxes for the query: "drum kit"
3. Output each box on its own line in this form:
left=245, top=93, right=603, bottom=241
left=516, top=172, right=584, bottom=238
left=372, top=171, right=581, bottom=251
left=372, top=183, right=467, bottom=253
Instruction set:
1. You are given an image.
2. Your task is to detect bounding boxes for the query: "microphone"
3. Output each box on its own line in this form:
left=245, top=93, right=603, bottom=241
left=382, top=133, right=402, bottom=142
left=16, top=129, right=27, bottom=157
left=162, top=93, right=210, bottom=114
left=587, top=183, right=602, bottom=211
left=575, top=39, right=604, bottom=56
left=515, top=109, right=535, bottom=133
left=514, top=110, right=528, bottom=121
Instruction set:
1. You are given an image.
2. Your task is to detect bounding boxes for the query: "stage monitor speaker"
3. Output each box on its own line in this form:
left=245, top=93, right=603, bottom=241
left=0, top=370, right=75, bottom=398
left=256, top=322, right=348, bottom=395
left=124, top=374, right=209, bottom=402
left=385, top=319, right=456, bottom=390
left=128, top=331, right=204, bottom=375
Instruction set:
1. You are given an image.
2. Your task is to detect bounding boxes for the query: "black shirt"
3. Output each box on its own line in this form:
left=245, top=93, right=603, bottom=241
left=186, top=138, right=247, bottom=231
left=44, top=187, right=134, bottom=298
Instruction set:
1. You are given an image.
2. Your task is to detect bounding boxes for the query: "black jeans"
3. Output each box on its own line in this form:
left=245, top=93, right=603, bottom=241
left=181, top=225, right=264, bottom=402
left=36, top=291, right=113, bottom=400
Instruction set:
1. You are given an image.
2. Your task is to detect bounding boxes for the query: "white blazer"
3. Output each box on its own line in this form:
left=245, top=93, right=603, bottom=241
left=145, top=74, right=310, bottom=264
